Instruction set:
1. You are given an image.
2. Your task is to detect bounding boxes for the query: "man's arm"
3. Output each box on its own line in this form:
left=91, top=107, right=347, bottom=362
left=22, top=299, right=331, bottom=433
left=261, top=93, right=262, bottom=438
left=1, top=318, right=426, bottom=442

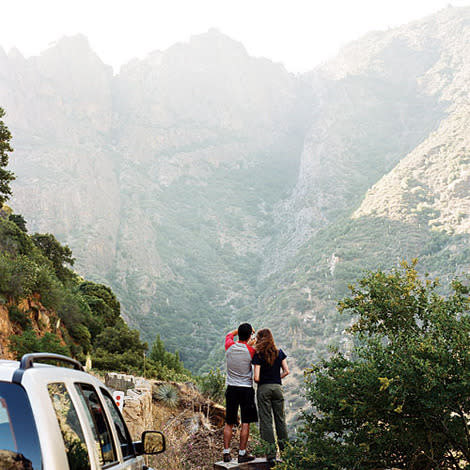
left=225, top=329, right=238, bottom=351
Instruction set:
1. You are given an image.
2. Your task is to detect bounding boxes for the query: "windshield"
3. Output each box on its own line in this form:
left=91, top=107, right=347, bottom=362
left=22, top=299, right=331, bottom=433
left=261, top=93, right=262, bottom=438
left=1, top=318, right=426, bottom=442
left=0, top=382, right=42, bottom=469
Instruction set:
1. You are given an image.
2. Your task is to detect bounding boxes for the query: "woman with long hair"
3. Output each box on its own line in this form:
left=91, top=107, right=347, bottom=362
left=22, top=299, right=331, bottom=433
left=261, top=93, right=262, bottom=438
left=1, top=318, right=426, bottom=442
left=252, top=328, right=289, bottom=462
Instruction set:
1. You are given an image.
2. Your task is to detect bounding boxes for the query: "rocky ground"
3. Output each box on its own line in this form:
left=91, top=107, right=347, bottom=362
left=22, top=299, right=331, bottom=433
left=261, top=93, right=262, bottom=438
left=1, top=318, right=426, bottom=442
left=106, top=373, right=256, bottom=470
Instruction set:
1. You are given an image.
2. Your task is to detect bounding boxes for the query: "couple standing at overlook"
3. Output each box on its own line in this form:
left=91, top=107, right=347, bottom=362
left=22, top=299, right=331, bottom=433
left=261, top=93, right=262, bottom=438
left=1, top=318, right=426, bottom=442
left=223, top=323, right=289, bottom=466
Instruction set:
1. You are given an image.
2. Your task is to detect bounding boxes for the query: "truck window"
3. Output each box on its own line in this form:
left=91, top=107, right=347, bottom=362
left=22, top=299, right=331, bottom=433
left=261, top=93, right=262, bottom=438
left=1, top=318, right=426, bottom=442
left=0, top=382, right=42, bottom=470
left=75, top=383, right=117, bottom=467
left=48, top=383, right=91, bottom=470
left=100, top=388, right=135, bottom=459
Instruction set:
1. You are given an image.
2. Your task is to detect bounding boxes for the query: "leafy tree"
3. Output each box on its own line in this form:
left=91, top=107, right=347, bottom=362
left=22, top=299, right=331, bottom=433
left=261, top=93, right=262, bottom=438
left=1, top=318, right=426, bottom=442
left=0, top=107, right=14, bottom=206
left=149, top=334, right=185, bottom=374
left=0, top=217, right=35, bottom=256
left=9, top=214, right=27, bottom=232
left=0, top=254, right=39, bottom=300
left=69, top=324, right=92, bottom=354
left=92, top=319, right=148, bottom=373
left=31, top=233, right=75, bottom=284
left=79, top=281, right=121, bottom=329
left=281, top=261, right=470, bottom=470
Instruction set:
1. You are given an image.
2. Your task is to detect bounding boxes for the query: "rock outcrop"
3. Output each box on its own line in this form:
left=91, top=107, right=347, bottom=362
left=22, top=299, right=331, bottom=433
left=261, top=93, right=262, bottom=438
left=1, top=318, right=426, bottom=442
left=105, top=372, right=229, bottom=469
left=0, top=294, right=65, bottom=359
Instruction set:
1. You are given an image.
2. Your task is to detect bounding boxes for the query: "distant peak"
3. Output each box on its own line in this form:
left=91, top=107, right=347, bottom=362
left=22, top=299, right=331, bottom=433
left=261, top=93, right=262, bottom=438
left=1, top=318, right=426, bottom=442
left=190, top=28, right=240, bottom=42
left=40, top=34, right=111, bottom=71
left=187, top=28, right=248, bottom=55
left=8, top=47, right=25, bottom=61
left=207, top=27, right=223, bottom=35
left=49, top=34, right=92, bottom=52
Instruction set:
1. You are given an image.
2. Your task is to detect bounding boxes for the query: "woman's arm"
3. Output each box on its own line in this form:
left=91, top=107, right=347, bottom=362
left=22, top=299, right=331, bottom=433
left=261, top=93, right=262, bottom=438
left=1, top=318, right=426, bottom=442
left=280, top=359, right=289, bottom=379
left=254, top=364, right=261, bottom=383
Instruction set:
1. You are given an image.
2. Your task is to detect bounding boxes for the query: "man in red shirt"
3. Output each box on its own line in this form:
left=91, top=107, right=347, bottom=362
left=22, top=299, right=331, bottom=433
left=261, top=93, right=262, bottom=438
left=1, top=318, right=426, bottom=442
left=223, top=323, right=257, bottom=463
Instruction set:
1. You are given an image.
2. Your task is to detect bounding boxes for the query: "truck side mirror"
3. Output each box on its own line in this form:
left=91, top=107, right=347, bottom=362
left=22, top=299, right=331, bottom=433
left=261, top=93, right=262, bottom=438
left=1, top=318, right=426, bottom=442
left=142, top=430, right=166, bottom=454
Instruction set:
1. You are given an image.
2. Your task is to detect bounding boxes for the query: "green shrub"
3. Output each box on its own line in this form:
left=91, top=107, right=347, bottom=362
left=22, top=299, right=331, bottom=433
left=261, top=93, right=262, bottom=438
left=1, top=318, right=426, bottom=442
left=9, top=330, right=70, bottom=359
left=149, top=334, right=186, bottom=374
left=9, top=330, right=40, bottom=358
left=79, top=281, right=121, bottom=327
left=39, top=333, right=70, bottom=356
left=6, top=255, right=39, bottom=299
left=0, top=218, right=35, bottom=255
left=145, top=362, right=192, bottom=382
left=69, top=324, right=92, bottom=353
left=280, top=263, right=470, bottom=470
left=197, top=368, right=225, bottom=403
left=8, top=305, right=31, bottom=330
left=92, top=349, right=144, bottom=374
left=0, top=254, right=13, bottom=295
left=34, top=266, right=62, bottom=310
left=9, top=214, right=27, bottom=233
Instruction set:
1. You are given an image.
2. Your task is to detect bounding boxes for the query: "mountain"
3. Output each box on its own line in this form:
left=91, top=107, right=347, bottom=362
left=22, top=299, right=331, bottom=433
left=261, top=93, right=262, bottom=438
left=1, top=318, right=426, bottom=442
left=1, top=31, right=304, bottom=370
left=2, top=7, right=470, bottom=379
left=255, top=6, right=470, bottom=385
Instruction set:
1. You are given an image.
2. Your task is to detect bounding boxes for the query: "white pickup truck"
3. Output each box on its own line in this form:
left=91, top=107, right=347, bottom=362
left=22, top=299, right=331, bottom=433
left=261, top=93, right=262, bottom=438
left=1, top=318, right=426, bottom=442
left=0, top=353, right=166, bottom=470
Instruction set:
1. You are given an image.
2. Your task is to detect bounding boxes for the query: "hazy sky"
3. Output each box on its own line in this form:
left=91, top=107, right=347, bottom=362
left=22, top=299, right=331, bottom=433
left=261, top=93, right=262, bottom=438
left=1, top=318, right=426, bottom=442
left=2, top=0, right=470, bottom=73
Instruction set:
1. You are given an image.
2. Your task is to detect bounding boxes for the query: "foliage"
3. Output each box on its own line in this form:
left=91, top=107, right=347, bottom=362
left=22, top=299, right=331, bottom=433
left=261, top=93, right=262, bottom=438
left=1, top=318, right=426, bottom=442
left=145, top=334, right=192, bottom=381
left=9, top=213, right=27, bottom=232
left=149, top=334, right=184, bottom=373
left=280, top=261, right=470, bottom=470
left=39, top=332, right=71, bottom=356
left=92, top=319, right=148, bottom=373
left=34, top=266, right=63, bottom=310
left=0, top=253, right=41, bottom=300
left=153, top=384, right=179, bottom=408
left=9, top=331, right=70, bottom=359
left=0, top=214, right=148, bottom=371
left=69, top=324, right=92, bottom=354
left=78, top=281, right=121, bottom=330
left=145, top=362, right=192, bottom=382
left=8, top=305, right=31, bottom=330
left=31, top=233, right=76, bottom=284
left=0, top=217, right=36, bottom=256
left=0, top=108, right=14, bottom=206
left=197, top=368, right=225, bottom=403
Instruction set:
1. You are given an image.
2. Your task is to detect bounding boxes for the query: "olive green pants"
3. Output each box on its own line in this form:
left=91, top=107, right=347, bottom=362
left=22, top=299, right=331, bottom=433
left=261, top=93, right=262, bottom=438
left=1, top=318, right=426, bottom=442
left=257, top=383, right=288, bottom=459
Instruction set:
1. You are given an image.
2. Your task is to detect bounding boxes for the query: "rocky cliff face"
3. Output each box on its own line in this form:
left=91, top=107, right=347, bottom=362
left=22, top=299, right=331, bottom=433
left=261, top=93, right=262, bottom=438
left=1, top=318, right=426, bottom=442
left=0, top=294, right=65, bottom=359
left=353, top=9, right=470, bottom=235
left=3, top=7, right=470, bottom=375
left=262, top=8, right=461, bottom=277
left=1, top=35, right=119, bottom=276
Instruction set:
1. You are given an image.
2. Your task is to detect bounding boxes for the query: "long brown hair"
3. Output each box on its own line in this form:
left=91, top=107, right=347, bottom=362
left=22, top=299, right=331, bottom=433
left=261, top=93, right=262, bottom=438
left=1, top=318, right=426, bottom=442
left=255, top=329, right=279, bottom=366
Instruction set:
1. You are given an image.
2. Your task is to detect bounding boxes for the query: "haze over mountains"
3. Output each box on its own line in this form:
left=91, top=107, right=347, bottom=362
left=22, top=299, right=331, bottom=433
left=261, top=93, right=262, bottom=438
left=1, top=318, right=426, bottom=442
left=2, top=6, right=470, bottom=382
